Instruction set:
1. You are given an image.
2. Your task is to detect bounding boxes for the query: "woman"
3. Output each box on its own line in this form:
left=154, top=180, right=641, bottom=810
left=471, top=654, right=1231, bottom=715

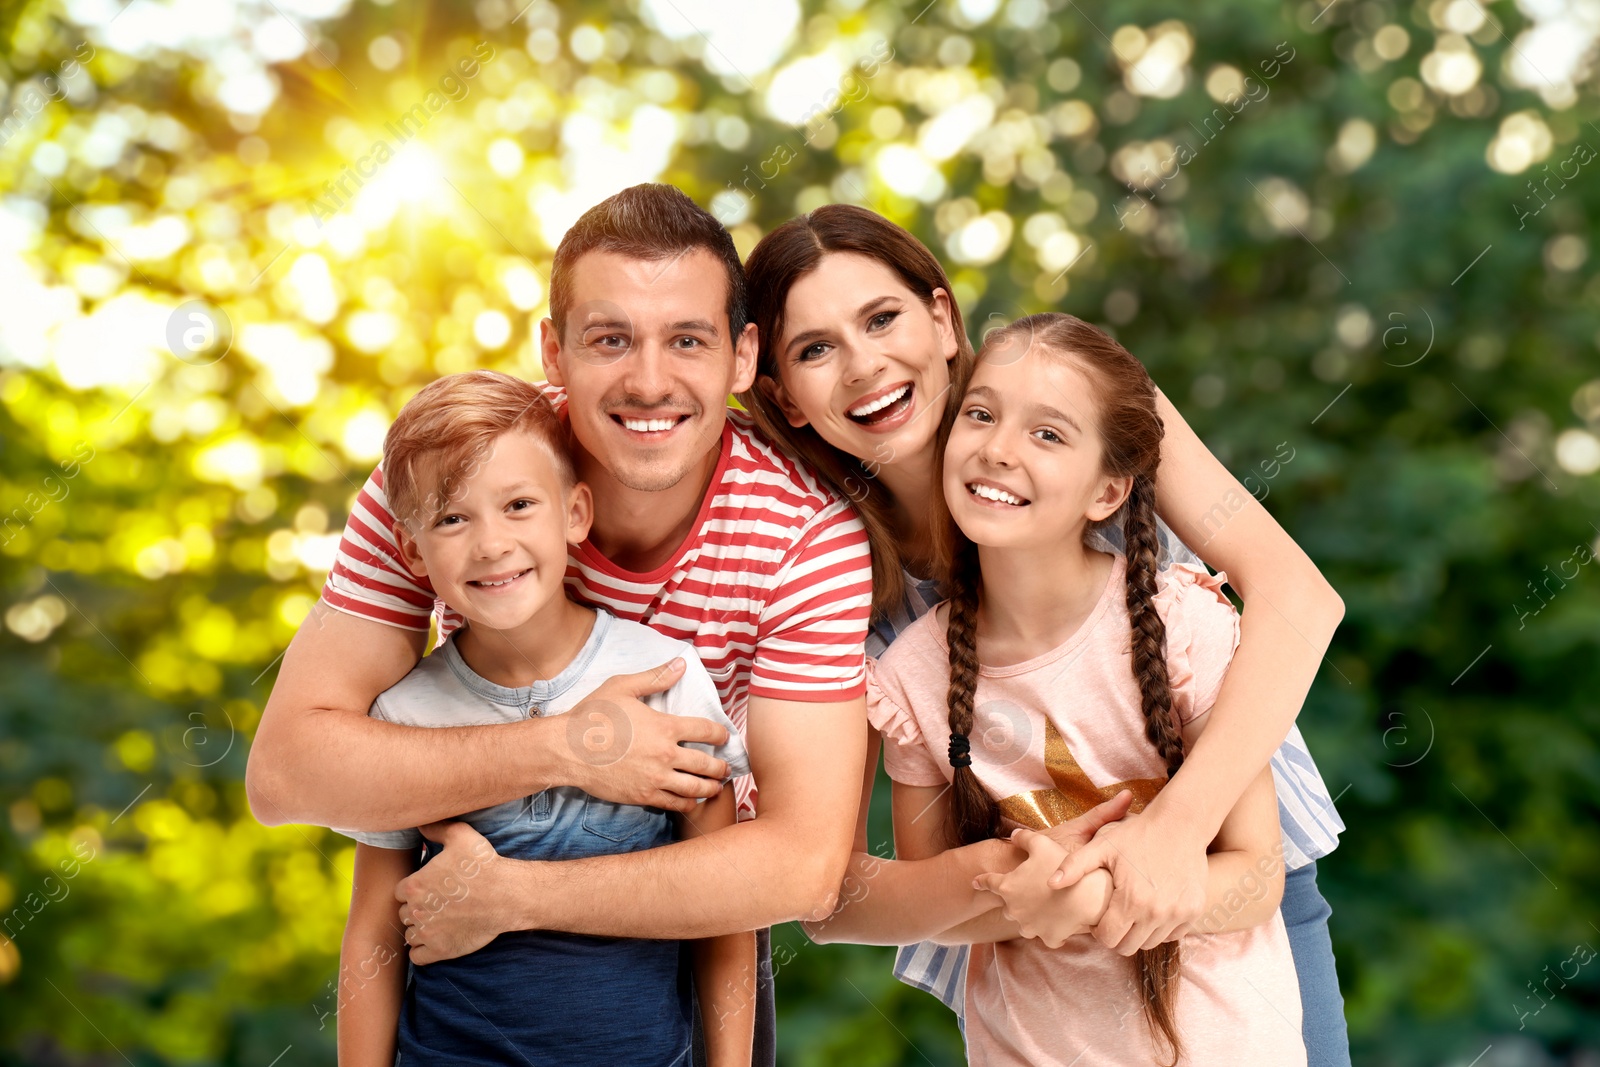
left=737, top=205, right=1351, bottom=1065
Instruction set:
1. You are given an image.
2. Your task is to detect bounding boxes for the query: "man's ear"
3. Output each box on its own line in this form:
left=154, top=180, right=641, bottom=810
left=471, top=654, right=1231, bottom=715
left=930, top=287, right=960, bottom=364
left=540, top=317, right=565, bottom=387
left=1086, top=474, right=1133, bottom=523
left=757, top=374, right=809, bottom=429
left=730, top=321, right=759, bottom=395
left=565, top=481, right=594, bottom=545
left=395, top=523, right=428, bottom=579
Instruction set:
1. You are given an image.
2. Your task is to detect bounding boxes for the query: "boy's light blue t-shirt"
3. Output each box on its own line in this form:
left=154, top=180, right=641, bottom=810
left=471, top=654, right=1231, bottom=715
left=334, top=608, right=754, bottom=1064
left=335, top=607, right=752, bottom=852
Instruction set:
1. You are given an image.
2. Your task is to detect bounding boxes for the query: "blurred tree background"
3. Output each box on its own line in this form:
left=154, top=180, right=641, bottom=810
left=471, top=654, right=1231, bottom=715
left=1, top=0, right=1598, bottom=1063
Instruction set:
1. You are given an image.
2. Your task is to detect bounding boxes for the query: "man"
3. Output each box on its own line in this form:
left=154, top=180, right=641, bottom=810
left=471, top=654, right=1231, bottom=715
left=246, top=183, right=872, bottom=1064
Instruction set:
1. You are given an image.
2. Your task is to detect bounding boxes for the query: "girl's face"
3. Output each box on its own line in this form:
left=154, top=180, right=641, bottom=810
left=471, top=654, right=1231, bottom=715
left=763, top=252, right=959, bottom=469
left=943, top=343, right=1131, bottom=551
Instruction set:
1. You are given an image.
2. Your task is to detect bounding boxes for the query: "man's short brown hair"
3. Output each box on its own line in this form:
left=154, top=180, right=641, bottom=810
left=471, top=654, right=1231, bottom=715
left=548, top=183, right=747, bottom=341
left=382, top=371, right=573, bottom=533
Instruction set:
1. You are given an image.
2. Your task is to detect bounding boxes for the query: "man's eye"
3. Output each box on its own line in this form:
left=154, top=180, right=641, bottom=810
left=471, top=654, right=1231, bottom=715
left=674, top=336, right=704, bottom=349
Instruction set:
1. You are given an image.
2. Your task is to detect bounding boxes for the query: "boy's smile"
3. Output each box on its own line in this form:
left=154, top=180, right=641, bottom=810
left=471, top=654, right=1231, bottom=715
left=396, top=429, right=595, bottom=683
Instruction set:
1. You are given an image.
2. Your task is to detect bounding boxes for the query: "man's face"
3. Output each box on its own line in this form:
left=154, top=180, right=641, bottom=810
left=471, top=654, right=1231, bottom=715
left=542, top=248, right=757, bottom=493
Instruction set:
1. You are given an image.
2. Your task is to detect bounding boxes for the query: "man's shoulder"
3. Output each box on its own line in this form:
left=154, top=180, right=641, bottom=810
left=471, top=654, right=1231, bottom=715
left=721, top=409, right=856, bottom=526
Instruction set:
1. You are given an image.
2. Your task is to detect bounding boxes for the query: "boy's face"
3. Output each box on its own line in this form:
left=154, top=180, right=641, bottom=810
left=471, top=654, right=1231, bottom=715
left=541, top=248, right=758, bottom=493
left=395, top=430, right=592, bottom=633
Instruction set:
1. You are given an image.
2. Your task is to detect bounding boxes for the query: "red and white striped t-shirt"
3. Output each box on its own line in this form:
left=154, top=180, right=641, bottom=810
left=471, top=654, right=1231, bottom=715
left=319, top=392, right=873, bottom=818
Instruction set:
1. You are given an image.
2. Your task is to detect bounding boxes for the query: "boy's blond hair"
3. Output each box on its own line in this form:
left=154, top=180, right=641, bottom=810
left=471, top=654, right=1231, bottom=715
left=382, top=371, right=573, bottom=533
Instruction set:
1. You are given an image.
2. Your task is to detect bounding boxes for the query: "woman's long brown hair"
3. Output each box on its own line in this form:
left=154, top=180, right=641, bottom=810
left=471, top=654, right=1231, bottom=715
left=738, top=205, right=976, bottom=617
left=938, top=313, right=1187, bottom=1065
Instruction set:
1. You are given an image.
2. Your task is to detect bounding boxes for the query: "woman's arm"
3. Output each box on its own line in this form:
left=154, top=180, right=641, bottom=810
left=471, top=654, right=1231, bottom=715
left=678, top=790, right=756, bottom=1067
left=1054, top=389, right=1343, bottom=954
left=1150, top=387, right=1344, bottom=847
left=337, top=844, right=414, bottom=1067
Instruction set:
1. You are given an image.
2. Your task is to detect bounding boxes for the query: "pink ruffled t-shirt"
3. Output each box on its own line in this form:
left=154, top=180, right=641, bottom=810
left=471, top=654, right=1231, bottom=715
left=868, top=555, right=1306, bottom=1067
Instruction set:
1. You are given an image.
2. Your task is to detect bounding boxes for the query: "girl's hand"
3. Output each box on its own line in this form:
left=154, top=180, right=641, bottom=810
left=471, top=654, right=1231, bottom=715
left=972, top=829, right=1087, bottom=947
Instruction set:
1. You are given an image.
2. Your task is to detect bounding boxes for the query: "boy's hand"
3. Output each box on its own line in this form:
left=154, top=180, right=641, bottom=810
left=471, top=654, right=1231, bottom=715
left=561, top=659, right=731, bottom=812
left=398, top=821, right=516, bottom=965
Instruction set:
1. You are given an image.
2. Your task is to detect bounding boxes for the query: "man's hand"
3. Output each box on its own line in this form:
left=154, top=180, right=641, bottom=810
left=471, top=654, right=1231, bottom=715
left=1048, top=806, right=1209, bottom=956
left=561, top=659, right=731, bottom=812
left=398, top=821, right=523, bottom=965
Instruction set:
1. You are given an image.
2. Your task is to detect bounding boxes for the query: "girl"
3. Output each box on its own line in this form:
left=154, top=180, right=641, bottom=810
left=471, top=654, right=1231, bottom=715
left=859, top=313, right=1304, bottom=1065
left=740, top=206, right=1348, bottom=1063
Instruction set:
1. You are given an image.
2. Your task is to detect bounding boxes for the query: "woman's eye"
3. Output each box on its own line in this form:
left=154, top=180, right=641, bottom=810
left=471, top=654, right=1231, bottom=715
left=799, top=342, right=830, bottom=362
left=868, top=310, right=898, bottom=330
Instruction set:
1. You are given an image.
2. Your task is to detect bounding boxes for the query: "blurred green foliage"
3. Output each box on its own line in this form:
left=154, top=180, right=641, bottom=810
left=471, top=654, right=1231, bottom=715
left=1, top=0, right=1598, bottom=1064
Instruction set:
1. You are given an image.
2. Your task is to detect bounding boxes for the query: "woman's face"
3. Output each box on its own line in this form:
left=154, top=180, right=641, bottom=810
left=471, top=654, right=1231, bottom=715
left=764, top=252, right=959, bottom=470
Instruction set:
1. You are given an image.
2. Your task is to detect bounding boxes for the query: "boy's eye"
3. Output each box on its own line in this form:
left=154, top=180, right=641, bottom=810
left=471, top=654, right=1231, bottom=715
left=437, top=514, right=464, bottom=527
left=508, top=498, right=537, bottom=511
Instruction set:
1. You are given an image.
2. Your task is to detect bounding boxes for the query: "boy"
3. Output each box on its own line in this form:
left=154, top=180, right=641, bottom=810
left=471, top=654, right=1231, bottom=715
left=333, top=370, right=755, bottom=1066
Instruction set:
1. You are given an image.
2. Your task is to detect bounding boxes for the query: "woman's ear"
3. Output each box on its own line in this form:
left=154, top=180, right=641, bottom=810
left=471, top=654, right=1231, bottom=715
left=1086, top=474, right=1133, bottom=522
left=566, top=481, right=595, bottom=544
left=395, top=523, right=428, bottom=579
left=930, top=288, right=960, bottom=364
left=757, top=375, right=810, bottom=429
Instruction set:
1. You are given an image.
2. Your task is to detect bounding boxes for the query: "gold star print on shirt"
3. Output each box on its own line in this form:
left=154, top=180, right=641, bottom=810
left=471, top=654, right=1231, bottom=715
left=997, top=718, right=1167, bottom=830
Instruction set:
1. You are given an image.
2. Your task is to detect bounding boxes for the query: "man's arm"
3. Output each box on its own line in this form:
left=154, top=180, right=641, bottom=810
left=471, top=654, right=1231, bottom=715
left=399, top=694, right=866, bottom=959
left=246, top=607, right=727, bottom=829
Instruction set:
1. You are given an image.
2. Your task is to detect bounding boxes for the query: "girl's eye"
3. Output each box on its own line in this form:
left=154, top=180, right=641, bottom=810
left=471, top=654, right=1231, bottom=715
left=1034, top=428, right=1063, bottom=444
left=868, top=310, right=899, bottom=331
left=963, top=406, right=994, bottom=423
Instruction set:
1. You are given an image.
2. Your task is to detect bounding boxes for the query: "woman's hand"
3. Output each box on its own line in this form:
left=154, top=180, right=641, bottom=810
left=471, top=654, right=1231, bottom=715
left=1048, top=805, right=1210, bottom=955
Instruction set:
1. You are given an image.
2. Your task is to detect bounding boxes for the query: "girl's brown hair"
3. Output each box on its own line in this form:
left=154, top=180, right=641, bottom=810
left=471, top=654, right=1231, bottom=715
left=939, top=313, right=1187, bottom=1065
left=738, top=205, right=976, bottom=616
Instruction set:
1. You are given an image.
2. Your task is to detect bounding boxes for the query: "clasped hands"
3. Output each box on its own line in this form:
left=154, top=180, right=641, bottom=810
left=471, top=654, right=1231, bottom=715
left=970, top=789, right=1210, bottom=955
